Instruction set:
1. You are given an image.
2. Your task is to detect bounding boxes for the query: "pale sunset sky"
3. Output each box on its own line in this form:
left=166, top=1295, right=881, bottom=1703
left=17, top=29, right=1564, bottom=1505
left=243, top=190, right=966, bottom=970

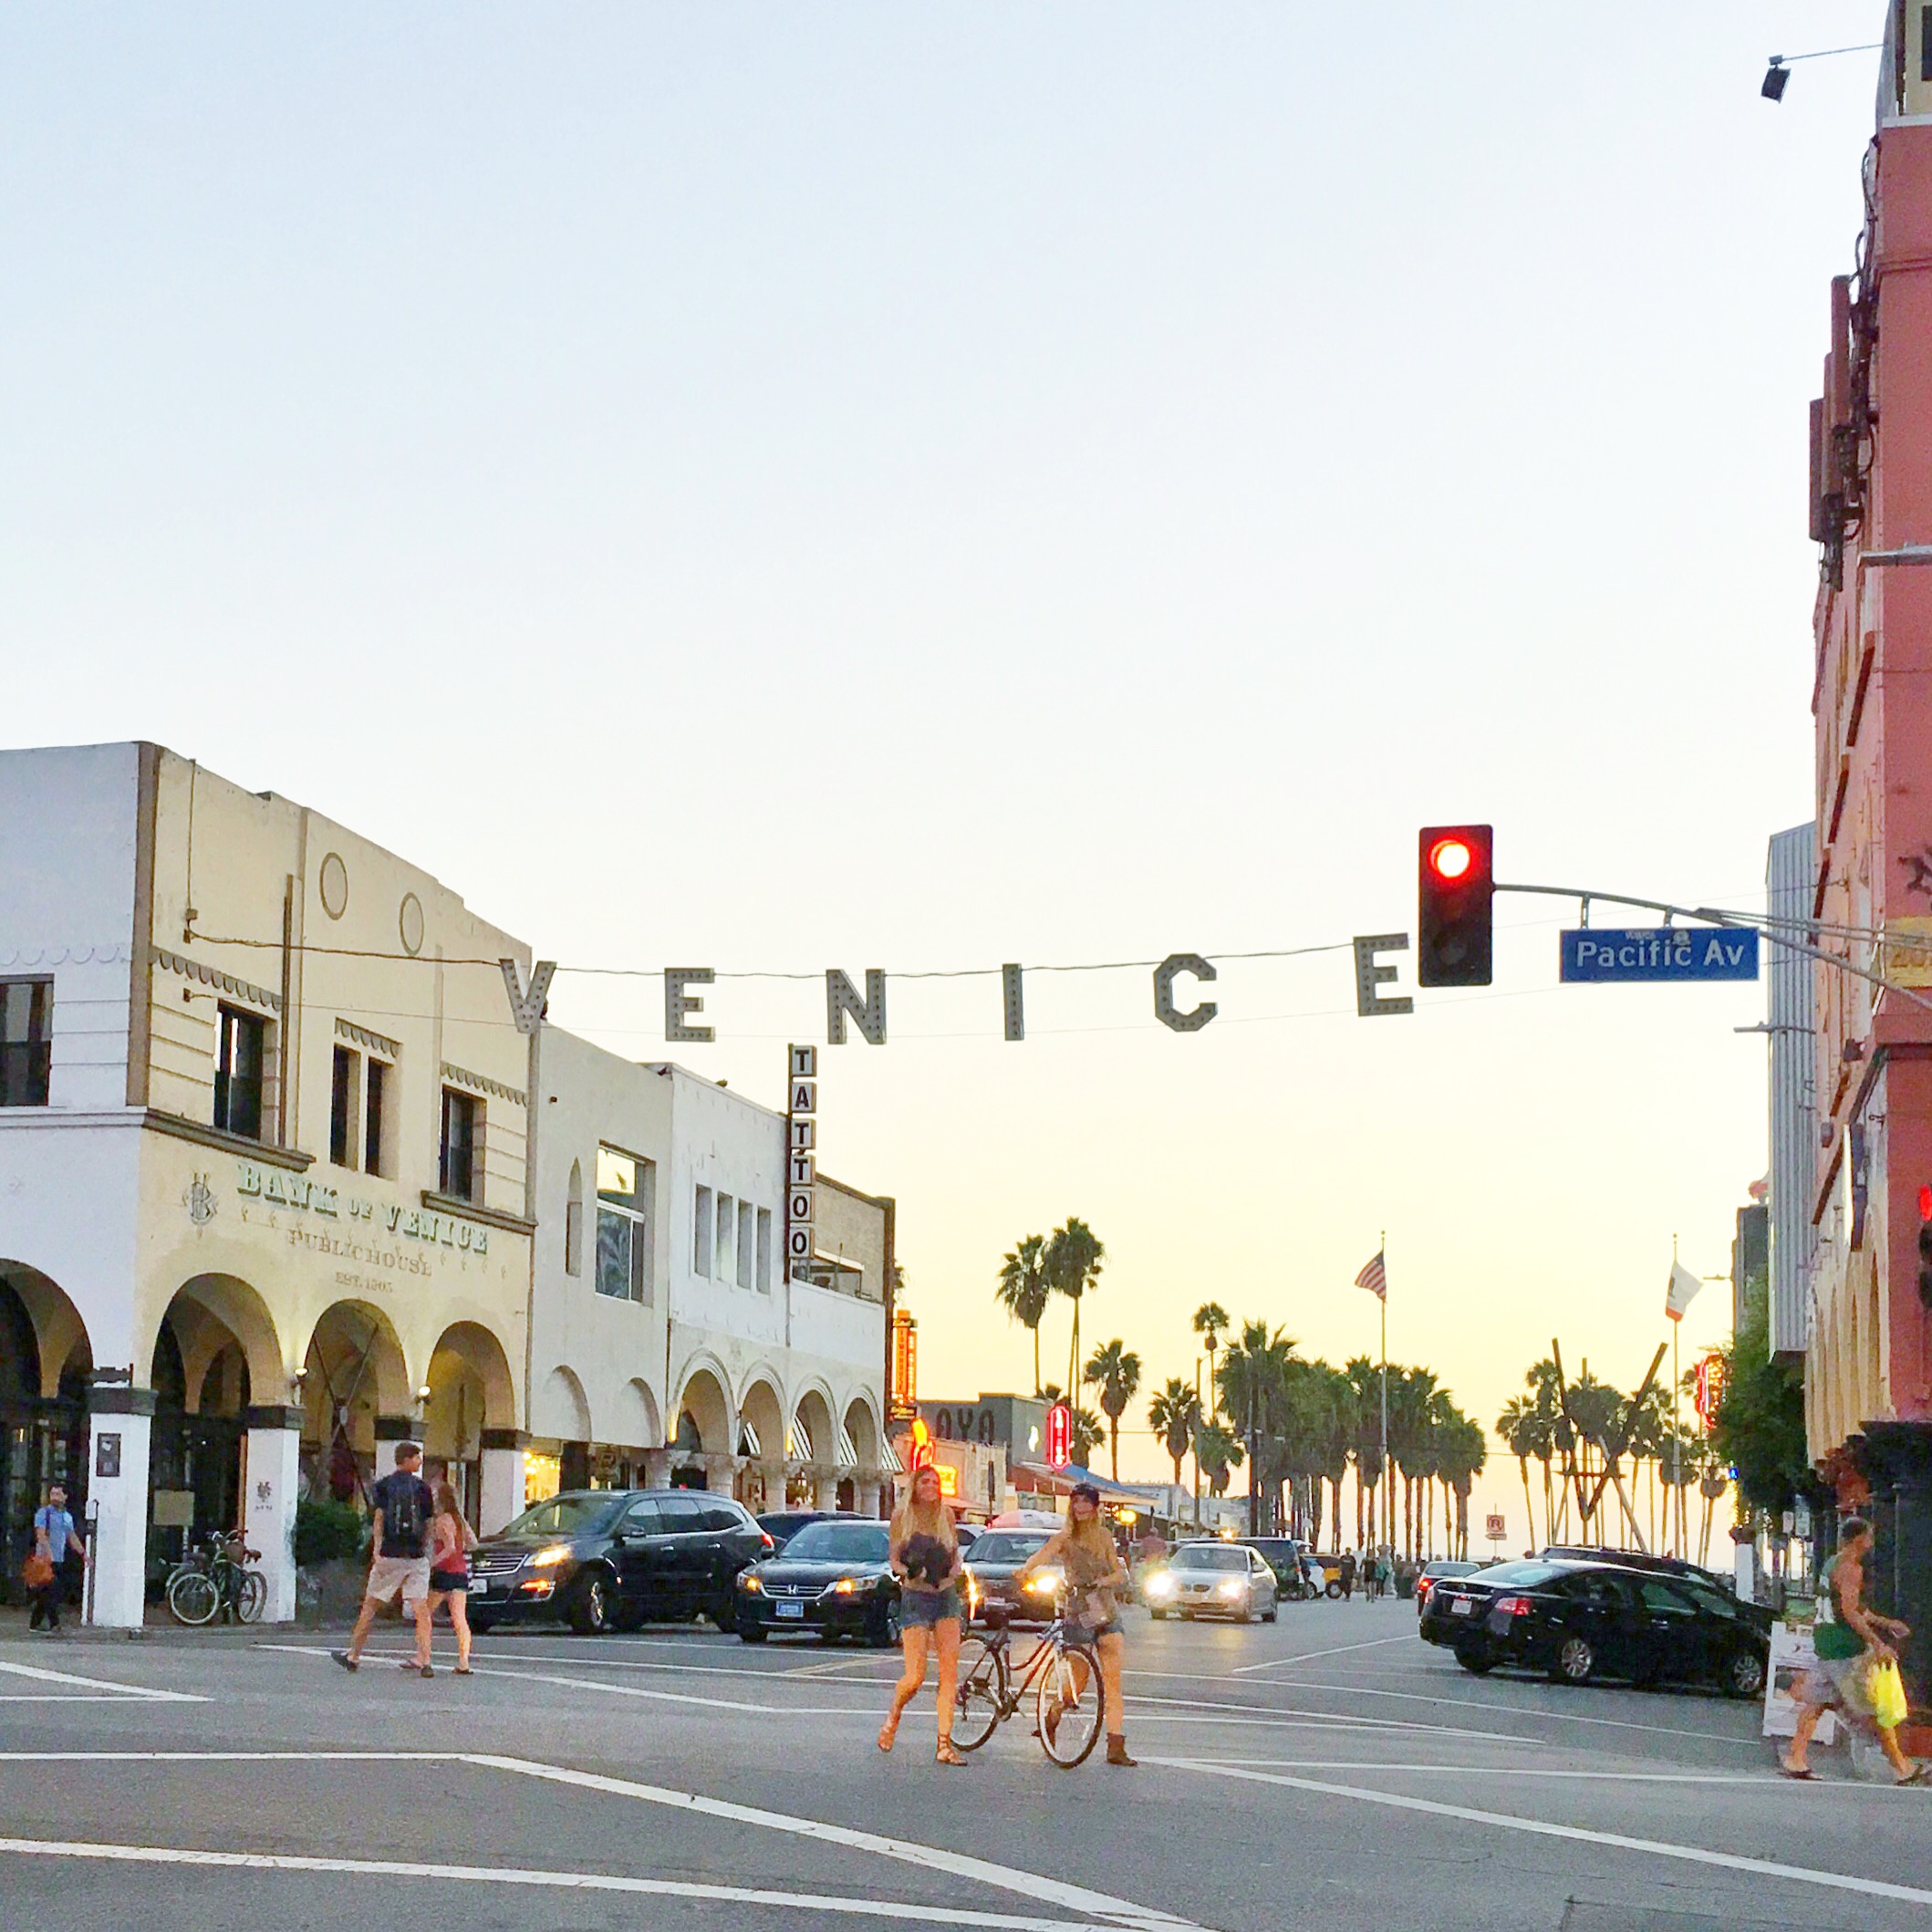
left=0, top=6, right=1883, bottom=1530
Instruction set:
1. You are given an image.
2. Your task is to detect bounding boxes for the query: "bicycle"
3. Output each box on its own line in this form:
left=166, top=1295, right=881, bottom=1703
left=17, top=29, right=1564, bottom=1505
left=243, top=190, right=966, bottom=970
left=165, top=1534, right=266, bottom=1626
left=950, top=1589, right=1106, bottom=1767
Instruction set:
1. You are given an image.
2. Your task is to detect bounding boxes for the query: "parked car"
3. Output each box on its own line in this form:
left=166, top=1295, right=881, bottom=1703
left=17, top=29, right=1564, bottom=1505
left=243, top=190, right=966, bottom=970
left=736, top=1517, right=899, bottom=1646
left=1540, top=1545, right=1738, bottom=1594
left=1419, top=1557, right=1770, bottom=1696
left=467, top=1489, right=770, bottom=1635
left=961, top=1527, right=1057, bottom=1625
left=1237, top=1538, right=1312, bottom=1599
left=1414, top=1559, right=1484, bottom=1616
left=1144, top=1541, right=1279, bottom=1623
left=758, top=1511, right=837, bottom=1554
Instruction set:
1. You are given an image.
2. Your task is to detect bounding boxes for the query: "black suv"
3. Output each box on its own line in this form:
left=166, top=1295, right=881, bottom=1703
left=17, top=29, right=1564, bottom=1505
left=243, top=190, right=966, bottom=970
left=468, top=1490, right=771, bottom=1635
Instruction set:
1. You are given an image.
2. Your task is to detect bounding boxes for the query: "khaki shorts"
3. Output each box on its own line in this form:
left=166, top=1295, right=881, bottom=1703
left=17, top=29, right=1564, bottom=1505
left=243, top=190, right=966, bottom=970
left=1800, top=1653, right=1875, bottom=1719
left=364, top=1554, right=431, bottom=1608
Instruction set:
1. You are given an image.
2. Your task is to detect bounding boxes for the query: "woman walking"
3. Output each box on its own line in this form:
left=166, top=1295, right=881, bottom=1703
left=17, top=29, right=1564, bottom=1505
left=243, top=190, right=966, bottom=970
left=1016, top=1482, right=1136, bottom=1766
left=425, top=1480, right=477, bottom=1676
left=878, top=1465, right=965, bottom=1766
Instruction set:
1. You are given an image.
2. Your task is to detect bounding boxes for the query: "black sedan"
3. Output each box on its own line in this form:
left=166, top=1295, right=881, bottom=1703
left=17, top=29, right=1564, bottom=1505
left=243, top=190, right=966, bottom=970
left=467, top=1489, right=770, bottom=1635
left=960, top=1528, right=1057, bottom=1626
left=1419, top=1557, right=1770, bottom=1697
left=735, top=1518, right=900, bottom=1645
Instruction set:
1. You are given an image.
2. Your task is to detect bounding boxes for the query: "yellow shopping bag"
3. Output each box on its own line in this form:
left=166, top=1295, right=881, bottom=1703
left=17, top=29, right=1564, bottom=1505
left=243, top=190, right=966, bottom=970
left=1869, top=1657, right=1909, bottom=1731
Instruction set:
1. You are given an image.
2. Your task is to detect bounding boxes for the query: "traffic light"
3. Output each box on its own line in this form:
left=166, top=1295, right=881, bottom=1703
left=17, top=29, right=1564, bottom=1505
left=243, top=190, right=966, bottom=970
left=1917, top=1186, right=1932, bottom=1310
left=1418, top=825, right=1494, bottom=987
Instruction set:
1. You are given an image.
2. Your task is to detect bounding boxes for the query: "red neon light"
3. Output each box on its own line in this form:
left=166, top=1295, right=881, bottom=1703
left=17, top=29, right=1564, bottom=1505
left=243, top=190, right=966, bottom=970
left=1044, top=1401, right=1073, bottom=1470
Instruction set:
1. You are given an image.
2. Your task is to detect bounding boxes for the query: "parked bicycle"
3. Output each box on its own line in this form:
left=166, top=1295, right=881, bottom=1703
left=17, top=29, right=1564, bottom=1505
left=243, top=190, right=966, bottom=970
left=950, top=1589, right=1106, bottom=1767
left=165, top=1534, right=266, bottom=1626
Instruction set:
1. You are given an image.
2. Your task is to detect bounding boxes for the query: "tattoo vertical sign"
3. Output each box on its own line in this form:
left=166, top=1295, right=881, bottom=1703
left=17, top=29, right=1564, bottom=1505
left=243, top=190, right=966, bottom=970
left=785, top=1044, right=816, bottom=1283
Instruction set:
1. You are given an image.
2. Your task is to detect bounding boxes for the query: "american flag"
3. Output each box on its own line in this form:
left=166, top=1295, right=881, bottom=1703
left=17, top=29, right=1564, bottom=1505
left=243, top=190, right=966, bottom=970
left=1355, top=1250, right=1387, bottom=1302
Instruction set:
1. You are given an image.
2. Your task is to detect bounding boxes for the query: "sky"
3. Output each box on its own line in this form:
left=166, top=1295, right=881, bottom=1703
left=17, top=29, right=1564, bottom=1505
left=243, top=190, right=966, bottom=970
left=0, top=5, right=1885, bottom=1535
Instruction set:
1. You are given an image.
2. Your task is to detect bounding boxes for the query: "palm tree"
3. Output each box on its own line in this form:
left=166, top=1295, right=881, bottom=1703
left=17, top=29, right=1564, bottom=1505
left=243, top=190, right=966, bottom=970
left=1148, top=1378, right=1200, bottom=1490
left=1194, top=1418, right=1242, bottom=1498
left=995, top=1235, right=1052, bottom=1394
left=1192, top=1303, right=1230, bottom=1415
left=1344, top=1355, right=1386, bottom=1548
left=1314, top=1366, right=1356, bottom=1552
left=1044, top=1219, right=1105, bottom=1401
left=1084, top=1339, right=1142, bottom=1482
left=1496, top=1395, right=1543, bottom=1551
left=1437, top=1411, right=1487, bottom=1559
left=1217, top=1321, right=1296, bottom=1538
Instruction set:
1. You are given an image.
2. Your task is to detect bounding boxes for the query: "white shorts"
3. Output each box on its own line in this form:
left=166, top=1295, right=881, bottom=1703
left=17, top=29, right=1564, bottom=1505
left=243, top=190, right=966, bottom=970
left=364, top=1554, right=431, bottom=1608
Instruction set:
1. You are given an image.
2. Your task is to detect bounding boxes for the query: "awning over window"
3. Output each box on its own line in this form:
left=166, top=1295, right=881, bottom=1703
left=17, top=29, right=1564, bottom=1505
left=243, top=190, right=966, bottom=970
left=738, top=1420, right=762, bottom=1459
left=835, top=1423, right=860, bottom=1470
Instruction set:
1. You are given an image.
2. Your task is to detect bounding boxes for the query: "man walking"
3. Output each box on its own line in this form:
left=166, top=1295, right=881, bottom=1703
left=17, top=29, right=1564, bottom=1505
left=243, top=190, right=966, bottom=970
left=29, top=1482, right=87, bottom=1634
left=1781, top=1516, right=1923, bottom=1783
left=334, top=1442, right=437, bottom=1678
left=1338, top=1547, right=1356, bottom=1602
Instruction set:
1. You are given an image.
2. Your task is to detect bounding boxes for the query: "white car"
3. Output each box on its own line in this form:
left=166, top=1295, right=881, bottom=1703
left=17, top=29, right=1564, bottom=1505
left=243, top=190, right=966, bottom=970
left=1144, top=1542, right=1279, bottom=1624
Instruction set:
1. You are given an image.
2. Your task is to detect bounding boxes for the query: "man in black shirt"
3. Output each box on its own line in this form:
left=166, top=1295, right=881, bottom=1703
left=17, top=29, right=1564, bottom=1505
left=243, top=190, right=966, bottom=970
left=334, top=1441, right=438, bottom=1677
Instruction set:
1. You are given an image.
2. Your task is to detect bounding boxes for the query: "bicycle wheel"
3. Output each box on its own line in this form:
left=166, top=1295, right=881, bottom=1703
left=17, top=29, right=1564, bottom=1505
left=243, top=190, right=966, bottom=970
left=167, top=1568, right=220, bottom=1626
left=951, top=1636, right=1007, bottom=1753
left=1035, top=1642, right=1104, bottom=1768
left=234, top=1568, right=267, bottom=1625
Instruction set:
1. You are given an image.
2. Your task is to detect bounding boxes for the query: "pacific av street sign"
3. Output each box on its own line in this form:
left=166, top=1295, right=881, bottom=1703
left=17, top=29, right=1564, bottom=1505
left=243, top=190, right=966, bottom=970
left=1560, top=927, right=1760, bottom=983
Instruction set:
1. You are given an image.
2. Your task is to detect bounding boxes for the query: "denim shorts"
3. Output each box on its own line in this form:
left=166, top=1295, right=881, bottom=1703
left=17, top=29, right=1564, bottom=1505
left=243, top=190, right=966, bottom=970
left=899, top=1586, right=962, bottom=1628
left=1065, top=1617, right=1122, bottom=1646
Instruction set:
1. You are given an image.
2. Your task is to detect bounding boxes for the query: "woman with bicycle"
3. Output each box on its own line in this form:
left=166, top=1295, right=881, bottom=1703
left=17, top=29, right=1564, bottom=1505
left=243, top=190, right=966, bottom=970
left=425, top=1480, right=478, bottom=1675
left=878, top=1465, right=966, bottom=1767
left=1014, top=1482, right=1136, bottom=1766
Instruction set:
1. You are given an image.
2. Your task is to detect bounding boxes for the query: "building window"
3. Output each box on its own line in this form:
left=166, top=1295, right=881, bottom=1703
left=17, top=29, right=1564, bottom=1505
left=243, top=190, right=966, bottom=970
left=596, top=1145, right=651, bottom=1303
left=736, top=1200, right=754, bottom=1290
left=213, top=1004, right=265, bottom=1140
left=330, top=1045, right=359, bottom=1168
left=565, top=1159, right=584, bottom=1277
left=364, top=1057, right=389, bottom=1177
left=716, top=1192, right=735, bottom=1283
left=440, top=1086, right=482, bottom=1201
left=756, top=1208, right=773, bottom=1293
left=693, top=1185, right=713, bottom=1274
left=0, top=979, right=53, bottom=1108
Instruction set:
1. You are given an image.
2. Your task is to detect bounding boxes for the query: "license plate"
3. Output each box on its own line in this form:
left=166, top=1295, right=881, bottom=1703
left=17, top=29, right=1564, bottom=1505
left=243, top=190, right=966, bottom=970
left=1450, top=1596, right=1472, bottom=1615
left=471, top=1579, right=488, bottom=1595
left=775, top=1601, right=804, bottom=1619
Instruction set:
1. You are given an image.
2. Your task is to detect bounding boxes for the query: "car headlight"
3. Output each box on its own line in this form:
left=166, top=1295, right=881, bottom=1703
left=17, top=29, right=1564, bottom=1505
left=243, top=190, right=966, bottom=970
left=1147, top=1573, right=1175, bottom=1599
left=1217, top=1578, right=1245, bottom=1600
left=828, top=1577, right=862, bottom=1595
left=1023, top=1567, right=1063, bottom=1595
left=739, top=1574, right=763, bottom=1594
left=527, top=1544, right=574, bottom=1569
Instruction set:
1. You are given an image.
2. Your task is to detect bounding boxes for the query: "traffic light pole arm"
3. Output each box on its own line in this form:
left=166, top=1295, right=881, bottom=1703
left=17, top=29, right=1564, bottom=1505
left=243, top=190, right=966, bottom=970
left=1493, top=879, right=1932, bottom=1020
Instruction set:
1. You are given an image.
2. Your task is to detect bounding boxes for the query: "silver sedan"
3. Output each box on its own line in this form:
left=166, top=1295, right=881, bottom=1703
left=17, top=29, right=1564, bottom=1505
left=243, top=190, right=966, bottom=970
left=1144, top=1542, right=1280, bottom=1623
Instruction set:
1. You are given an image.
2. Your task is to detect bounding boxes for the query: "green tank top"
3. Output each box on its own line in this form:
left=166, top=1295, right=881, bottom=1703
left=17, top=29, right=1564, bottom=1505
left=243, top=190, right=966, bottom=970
left=1813, top=1553, right=1865, bottom=1661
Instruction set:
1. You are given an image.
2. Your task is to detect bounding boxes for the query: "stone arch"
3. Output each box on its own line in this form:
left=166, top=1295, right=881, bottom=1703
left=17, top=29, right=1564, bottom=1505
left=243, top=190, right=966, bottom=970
left=425, top=1321, right=518, bottom=1520
left=566, top=1158, right=584, bottom=1278
left=737, top=1371, right=784, bottom=1461
left=791, top=1383, right=836, bottom=1466
left=300, top=1301, right=410, bottom=1503
left=0, top=1263, right=93, bottom=1401
left=842, top=1392, right=881, bottom=1470
left=154, top=1272, right=284, bottom=1407
left=610, top=1377, right=661, bottom=1452
left=673, top=1357, right=733, bottom=1458
left=542, top=1365, right=594, bottom=1443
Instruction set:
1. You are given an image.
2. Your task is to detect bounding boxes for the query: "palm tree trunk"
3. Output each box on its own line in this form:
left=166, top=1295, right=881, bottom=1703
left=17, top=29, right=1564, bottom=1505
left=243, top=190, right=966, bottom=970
left=1519, top=1458, right=1536, bottom=1552
left=1356, top=1469, right=1366, bottom=1547
left=1032, top=1323, right=1041, bottom=1398
left=1109, top=1416, right=1120, bottom=1483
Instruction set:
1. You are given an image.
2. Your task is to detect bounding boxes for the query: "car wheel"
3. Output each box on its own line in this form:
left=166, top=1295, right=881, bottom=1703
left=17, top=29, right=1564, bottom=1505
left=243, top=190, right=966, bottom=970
left=569, top=1573, right=612, bottom=1636
left=468, top=1613, right=498, bottom=1635
left=1149, top=1608, right=1168, bottom=1620
left=867, top=1596, right=902, bottom=1648
left=737, top=1618, right=768, bottom=1644
left=1325, top=1581, right=1343, bottom=1599
left=1725, top=1646, right=1768, bottom=1699
left=1454, top=1645, right=1493, bottom=1676
left=1262, top=1603, right=1278, bottom=1624
left=1550, top=1635, right=1596, bottom=1685
left=1179, top=1609, right=1195, bottom=1621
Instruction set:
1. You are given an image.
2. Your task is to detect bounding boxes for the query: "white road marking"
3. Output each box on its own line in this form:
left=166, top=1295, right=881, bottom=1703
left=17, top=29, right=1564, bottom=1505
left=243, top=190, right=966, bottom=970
left=1148, top=1758, right=1932, bottom=1907
left=473, top=1753, right=1200, bottom=1930
left=0, top=1659, right=203, bottom=1703
left=1122, top=1690, right=1544, bottom=1746
left=1172, top=1761, right=1792, bottom=1783
left=0, top=1836, right=1135, bottom=1930
left=1231, top=1636, right=1412, bottom=1672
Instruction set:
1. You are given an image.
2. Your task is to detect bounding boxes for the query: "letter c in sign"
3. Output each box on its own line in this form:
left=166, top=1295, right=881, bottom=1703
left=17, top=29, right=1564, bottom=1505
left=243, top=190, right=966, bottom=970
left=1153, top=953, right=1218, bottom=1033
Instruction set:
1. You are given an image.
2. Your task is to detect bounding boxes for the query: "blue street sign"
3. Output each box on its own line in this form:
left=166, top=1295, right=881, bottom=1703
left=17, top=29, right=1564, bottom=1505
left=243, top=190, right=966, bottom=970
left=1560, top=927, right=1760, bottom=983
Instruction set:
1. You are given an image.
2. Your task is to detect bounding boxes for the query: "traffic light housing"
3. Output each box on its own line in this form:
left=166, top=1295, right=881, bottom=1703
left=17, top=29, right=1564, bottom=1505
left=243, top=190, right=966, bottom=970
left=1418, top=825, right=1494, bottom=987
left=1917, top=1186, right=1932, bottom=1311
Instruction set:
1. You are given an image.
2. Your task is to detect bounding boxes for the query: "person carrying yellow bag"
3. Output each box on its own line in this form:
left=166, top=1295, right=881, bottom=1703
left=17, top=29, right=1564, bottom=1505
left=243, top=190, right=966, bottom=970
left=1781, top=1515, right=1925, bottom=1783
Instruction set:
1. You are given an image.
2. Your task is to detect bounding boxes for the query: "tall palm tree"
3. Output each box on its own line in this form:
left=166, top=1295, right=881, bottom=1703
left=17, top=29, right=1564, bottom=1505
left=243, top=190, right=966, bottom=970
left=1044, top=1219, right=1105, bottom=1401
left=1083, top=1339, right=1142, bottom=1482
left=1387, top=1366, right=1439, bottom=1560
left=1344, top=1355, right=1385, bottom=1548
left=1004, top=1236, right=1051, bottom=1390
left=1148, top=1378, right=1200, bottom=1490
left=1194, top=1418, right=1242, bottom=1498
left=1217, top=1321, right=1296, bottom=1538
left=1192, top=1303, right=1230, bottom=1415
left=995, top=1234, right=1052, bottom=1395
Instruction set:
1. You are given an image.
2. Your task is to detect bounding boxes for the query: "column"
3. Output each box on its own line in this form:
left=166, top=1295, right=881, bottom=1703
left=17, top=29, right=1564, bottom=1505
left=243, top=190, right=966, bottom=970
left=857, top=1480, right=882, bottom=1519
left=1862, top=1420, right=1932, bottom=1711
left=480, top=1429, right=529, bottom=1534
left=84, top=1379, right=155, bottom=1631
left=642, top=1449, right=674, bottom=1490
left=244, top=1406, right=304, bottom=1624
left=814, top=1475, right=839, bottom=1511
left=704, top=1453, right=737, bottom=1496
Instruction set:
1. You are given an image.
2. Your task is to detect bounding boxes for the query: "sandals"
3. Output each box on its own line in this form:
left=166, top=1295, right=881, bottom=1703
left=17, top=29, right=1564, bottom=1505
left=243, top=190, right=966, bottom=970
left=936, top=1739, right=966, bottom=1768
left=1777, top=1762, right=1815, bottom=1781
left=877, top=1717, right=899, bottom=1754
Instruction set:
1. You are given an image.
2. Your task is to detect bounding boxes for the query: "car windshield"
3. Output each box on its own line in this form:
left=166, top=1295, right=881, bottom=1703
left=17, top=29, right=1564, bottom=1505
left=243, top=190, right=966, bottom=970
left=967, top=1532, right=1051, bottom=1564
left=1466, top=1560, right=1561, bottom=1587
left=1423, top=1562, right=1478, bottom=1578
left=498, top=1495, right=619, bottom=1539
left=1172, top=1545, right=1246, bottom=1573
left=783, top=1523, right=890, bottom=1563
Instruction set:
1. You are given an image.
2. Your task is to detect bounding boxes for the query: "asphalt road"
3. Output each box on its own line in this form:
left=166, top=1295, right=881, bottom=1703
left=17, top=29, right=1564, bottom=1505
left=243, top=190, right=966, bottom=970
left=0, top=1594, right=1926, bottom=1932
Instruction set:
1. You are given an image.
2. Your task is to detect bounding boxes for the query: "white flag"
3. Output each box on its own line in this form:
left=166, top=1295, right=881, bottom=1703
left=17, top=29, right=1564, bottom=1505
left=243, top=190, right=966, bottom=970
left=1666, top=1260, right=1703, bottom=1323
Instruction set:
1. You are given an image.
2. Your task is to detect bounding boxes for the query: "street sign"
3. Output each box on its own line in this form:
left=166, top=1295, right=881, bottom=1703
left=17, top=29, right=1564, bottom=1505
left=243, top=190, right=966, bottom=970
left=1560, top=928, right=1759, bottom=983
left=1484, top=1511, right=1505, bottom=1542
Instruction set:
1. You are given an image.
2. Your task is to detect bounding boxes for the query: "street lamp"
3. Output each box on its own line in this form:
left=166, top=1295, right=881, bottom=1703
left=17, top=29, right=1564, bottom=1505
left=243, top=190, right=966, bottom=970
left=1760, top=41, right=1881, bottom=104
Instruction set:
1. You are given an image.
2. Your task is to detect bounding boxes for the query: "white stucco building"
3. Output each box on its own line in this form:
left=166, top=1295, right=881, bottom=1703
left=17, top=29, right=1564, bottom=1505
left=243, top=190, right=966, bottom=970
left=0, top=742, right=892, bottom=1628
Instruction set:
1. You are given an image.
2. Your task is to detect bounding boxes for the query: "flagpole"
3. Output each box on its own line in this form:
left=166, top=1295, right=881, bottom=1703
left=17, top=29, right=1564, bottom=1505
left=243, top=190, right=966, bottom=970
left=1671, top=1234, right=1682, bottom=1559
left=1379, top=1229, right=1387, bottom=1561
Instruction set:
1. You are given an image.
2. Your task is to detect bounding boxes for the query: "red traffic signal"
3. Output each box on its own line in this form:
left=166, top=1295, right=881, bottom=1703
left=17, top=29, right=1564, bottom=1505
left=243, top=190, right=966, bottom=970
left=1418, top=824, right=1494, bottom=987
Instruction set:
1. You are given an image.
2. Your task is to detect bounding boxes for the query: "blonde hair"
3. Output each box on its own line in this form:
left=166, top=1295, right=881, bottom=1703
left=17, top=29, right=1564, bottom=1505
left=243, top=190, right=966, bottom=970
left=889, top=1471, right=956, bottom=1553
left=1063, top=1509, right=1114, bottom=1561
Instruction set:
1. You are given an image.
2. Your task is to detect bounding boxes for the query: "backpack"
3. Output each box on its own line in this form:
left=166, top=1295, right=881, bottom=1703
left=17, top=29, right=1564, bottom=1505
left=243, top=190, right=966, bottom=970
left=384, top=1475, right=424, bottom=1553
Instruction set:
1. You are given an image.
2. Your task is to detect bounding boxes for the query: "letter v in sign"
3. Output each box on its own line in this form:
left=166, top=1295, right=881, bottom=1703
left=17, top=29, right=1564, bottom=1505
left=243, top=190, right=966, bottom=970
left=500, top=959, right=558, bottom=1037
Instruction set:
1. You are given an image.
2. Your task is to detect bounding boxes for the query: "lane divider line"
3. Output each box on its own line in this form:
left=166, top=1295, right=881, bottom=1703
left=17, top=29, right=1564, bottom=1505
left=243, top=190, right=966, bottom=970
left=1231, top=1636, right=1413, bottom=1672
left=1145, top=1757, right=1932, bottom=1908
left=0, top=1658, right=204, bottom=1703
